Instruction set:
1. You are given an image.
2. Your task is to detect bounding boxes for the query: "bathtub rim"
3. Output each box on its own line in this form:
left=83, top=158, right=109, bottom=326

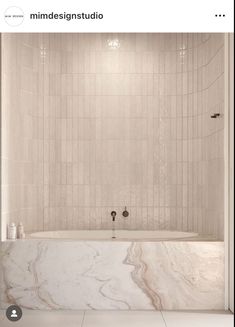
left=23, top=229, right=219, bottom=242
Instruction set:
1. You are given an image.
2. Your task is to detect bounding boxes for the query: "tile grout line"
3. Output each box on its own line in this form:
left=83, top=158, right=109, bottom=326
left=160, top=311, right=168, bottom=327
left=80, top=310, right=86, bottom=327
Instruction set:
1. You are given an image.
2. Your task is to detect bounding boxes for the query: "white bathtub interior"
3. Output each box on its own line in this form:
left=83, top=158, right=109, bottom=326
left=29, top=230, right=199, bottom=240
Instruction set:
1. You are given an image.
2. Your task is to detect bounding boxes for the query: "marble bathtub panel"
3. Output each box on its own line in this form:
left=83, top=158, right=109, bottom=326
left=0, top=241, right=224, bottom=310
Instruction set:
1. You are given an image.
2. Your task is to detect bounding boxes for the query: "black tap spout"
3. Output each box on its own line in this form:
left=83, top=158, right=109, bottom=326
left=111, top=211, right=117, bottom=221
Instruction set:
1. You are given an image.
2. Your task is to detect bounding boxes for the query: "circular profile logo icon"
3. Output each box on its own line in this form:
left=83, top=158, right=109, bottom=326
left=6, top=305, right=23, bottom=322
left=4, top=6, right=24, bottom=26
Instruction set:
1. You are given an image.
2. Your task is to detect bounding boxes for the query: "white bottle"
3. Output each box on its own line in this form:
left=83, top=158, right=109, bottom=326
left=17, top=222, right=25, bottom=239
left=8, top=222, right=17, bottom=240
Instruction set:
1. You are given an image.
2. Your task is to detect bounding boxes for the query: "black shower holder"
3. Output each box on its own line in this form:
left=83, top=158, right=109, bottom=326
left=210, top=113, right=221, bottom=118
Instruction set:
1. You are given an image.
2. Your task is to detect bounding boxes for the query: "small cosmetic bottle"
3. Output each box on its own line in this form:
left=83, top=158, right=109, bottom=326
left=17, top=222, right=25, bottom=239
left=8, top=222, right=17, bottom=240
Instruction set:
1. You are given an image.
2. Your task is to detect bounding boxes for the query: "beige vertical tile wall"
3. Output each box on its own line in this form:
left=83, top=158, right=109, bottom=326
left=1, top=33, right=224, bottom=239
left=1, top=34, right=44, bottom=239
left=203, top=34, right=224, bottom=239
left=165, top=33, right=224, bottom=239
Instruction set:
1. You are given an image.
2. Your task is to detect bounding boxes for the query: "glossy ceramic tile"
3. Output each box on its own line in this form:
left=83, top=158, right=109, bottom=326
left=83, top=311, right=166, bottom=327
left=0, top=310, right=233, bottom=327
left=162, top=311, right=234, bottom=327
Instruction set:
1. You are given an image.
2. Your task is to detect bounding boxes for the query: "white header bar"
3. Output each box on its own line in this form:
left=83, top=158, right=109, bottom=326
left=0, top=0, right=234, bottom=32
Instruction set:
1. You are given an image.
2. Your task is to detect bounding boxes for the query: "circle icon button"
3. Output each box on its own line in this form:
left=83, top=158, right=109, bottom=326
left=6, top=305, right=23, bottom=322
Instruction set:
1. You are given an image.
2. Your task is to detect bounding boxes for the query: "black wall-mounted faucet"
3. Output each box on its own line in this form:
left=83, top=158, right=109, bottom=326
left=111, top=211, right=117, bottom=221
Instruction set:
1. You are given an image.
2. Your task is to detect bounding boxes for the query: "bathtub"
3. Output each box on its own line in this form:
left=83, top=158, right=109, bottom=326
left=29, top=230, right=199, bottom=240
left=0, top=230, right=224, bottom=311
